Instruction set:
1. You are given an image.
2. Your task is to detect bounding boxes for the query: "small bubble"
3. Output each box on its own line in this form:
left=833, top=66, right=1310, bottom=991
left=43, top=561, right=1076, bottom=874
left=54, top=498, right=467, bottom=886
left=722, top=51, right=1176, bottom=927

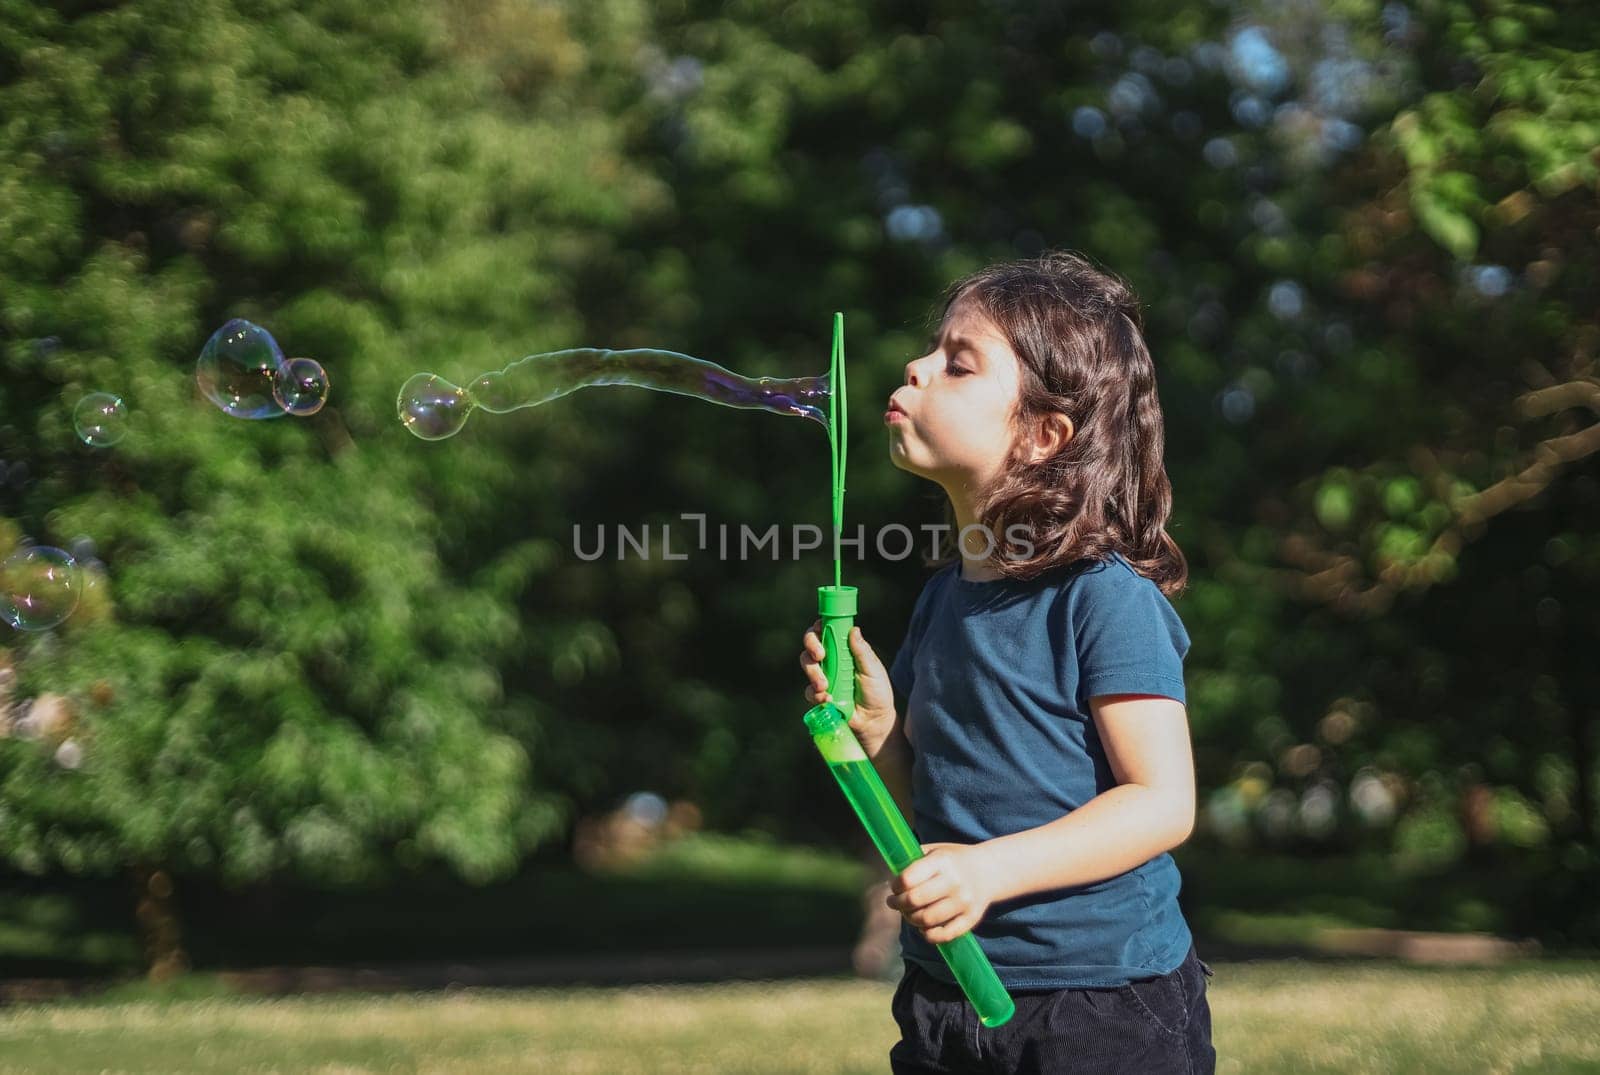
left=398, top=374, right=475, bottom=441
left=73, top=392, right=128, bottom=447
left=0, top=547, right=81, bottom=631
left=273, top=357, right=330, bottom=416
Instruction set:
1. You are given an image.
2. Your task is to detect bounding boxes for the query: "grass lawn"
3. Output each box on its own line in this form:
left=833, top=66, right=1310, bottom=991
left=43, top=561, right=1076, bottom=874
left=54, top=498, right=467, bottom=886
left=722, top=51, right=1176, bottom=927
left=2, top=960, right=1598, bottom=1074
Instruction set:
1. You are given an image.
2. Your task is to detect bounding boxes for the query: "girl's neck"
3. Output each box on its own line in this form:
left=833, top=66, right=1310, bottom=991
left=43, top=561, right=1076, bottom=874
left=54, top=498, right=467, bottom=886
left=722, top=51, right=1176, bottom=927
left=946, top=481, right=1005, bottom=583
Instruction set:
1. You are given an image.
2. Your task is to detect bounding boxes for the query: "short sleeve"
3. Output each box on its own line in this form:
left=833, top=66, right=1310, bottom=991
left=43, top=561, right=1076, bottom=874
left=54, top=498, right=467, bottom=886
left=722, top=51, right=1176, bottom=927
left=888, top=566, right=948, bottom=711
left=1070, top=559, right=1191, bottom=705
left=890, top=637, right=914, bottom=705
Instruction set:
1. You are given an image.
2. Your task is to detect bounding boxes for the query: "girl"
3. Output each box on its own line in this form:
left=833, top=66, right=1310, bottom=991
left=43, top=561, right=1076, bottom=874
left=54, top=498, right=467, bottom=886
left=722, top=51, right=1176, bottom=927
left=800, top=250, right=1214, bottom=1074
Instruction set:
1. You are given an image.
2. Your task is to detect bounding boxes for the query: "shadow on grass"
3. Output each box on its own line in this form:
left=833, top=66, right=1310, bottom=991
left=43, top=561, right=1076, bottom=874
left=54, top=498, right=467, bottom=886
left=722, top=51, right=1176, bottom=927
left=7, top=837, right=1598, bottom=997
left=1176, top=843, right=1600, bottom=958
left=0, top=832, right=869, bottom=986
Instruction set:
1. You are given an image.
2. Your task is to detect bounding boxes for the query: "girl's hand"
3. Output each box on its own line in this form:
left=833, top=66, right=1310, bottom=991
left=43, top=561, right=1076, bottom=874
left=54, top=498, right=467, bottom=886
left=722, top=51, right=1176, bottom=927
left=799, top=622, right=898, bottom=755
left=887, top=842, right=996, bottom=945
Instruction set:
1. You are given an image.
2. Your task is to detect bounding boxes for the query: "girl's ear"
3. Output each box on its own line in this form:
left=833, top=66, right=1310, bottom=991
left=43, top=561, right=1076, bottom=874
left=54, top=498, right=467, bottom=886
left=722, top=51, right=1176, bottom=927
left=1025, top=412, right=1074, bottom=464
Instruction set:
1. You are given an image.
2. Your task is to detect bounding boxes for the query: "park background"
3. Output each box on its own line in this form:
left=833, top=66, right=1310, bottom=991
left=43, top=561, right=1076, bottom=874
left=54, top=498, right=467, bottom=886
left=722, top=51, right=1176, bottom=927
left=1, top=0, right=1598, bottom=1070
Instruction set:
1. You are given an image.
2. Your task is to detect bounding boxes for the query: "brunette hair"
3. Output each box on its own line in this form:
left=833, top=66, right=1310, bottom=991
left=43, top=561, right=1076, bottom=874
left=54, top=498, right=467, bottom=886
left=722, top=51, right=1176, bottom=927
left=923, top=249, right=1187, bottom=597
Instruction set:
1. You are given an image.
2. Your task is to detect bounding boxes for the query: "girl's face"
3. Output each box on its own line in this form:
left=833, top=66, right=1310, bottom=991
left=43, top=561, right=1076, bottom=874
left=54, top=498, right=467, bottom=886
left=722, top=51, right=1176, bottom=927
left=886, top=294, right=1023, bottom=489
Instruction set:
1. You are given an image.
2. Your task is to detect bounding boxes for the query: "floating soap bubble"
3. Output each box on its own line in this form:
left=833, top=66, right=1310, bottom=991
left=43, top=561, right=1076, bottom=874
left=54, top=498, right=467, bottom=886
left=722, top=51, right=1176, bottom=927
left=72, top=392, right=129, bottom=447
left=197, top=318, right=287, bottom=419
left=273, top=357, right=330, bottom=416
left=398, top=348, right=830, bottom=441
left=0, top=546, right=80, bottom=631
left=397, top=374, right=472, bottom=441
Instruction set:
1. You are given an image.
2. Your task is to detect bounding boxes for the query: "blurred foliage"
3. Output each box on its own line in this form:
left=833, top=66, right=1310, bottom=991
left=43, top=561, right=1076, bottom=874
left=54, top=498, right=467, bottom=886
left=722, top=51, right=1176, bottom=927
left=0, top=0, right=670, bottom=927
left=1, top=0, right=1598, bottom=971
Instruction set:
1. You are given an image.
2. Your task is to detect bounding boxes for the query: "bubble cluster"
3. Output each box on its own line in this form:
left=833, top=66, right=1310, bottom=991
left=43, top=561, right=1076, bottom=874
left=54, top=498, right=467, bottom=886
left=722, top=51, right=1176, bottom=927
left=398, top=347, right=830, bottom=441
left=197, top=319, right=287, bottom=419
left=197, top=320, right=330, bottom=420
left=0, top=546, right=81, bottom=632
left=273, top=357, right=330, bottom=416
left=72, top=392, right=128, bottom=448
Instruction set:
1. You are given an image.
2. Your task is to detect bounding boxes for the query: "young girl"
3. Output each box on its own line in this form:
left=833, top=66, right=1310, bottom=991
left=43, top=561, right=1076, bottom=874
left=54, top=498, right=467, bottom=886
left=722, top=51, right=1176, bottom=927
left=801, top=250, right=1215, bottom=1074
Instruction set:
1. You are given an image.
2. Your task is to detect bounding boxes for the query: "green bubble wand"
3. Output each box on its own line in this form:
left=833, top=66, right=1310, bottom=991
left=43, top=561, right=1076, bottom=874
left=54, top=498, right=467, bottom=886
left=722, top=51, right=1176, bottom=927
left=806, top=313, right=1014, bottom=1028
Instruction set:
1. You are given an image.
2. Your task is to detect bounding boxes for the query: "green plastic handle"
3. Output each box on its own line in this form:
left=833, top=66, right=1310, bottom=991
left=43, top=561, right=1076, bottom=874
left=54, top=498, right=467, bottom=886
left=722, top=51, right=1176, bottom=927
left=804, top=700, right=1016, bottom=1028
left=817, top=585, right=857, bottom=718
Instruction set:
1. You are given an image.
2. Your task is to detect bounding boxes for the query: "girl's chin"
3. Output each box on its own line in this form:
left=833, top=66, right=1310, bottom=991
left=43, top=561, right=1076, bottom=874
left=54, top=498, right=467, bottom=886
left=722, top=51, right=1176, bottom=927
left=887, top=449, right=931, bottom=478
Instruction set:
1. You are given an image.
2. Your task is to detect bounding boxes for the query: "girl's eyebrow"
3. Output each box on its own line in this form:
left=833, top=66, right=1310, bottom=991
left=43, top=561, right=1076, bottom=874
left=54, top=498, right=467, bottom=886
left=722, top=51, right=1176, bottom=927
left=928, top=329, right=980, bottom=356
left=947, top=335, right=984, bottom=366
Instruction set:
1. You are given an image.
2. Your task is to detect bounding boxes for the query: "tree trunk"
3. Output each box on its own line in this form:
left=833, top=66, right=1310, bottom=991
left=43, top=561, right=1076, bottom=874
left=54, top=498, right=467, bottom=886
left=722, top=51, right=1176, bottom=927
left=132, top=865, right=190, bottom=983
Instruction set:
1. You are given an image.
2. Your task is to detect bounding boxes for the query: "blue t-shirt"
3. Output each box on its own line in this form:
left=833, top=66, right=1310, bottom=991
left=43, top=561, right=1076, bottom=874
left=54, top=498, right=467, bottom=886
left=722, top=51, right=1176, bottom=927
left=888, top=551, right=1194, bottom=990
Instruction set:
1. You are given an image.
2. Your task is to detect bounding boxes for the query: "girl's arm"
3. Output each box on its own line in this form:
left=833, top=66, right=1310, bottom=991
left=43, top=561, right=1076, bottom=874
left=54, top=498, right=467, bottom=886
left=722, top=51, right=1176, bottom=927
left=977, top=693, right=1196, bottom=902
left=889, top=693, right=1195, bottom=942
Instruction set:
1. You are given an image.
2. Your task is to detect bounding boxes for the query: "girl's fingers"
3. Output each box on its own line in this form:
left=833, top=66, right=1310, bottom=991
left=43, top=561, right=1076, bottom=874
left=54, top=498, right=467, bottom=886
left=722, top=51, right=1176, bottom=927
left=802, top=620, right=839, bottom=706
left=848, top=627, right=884, bottom=672
left=906, top=896, right=964, bottom=931
left=903, top=873, right=955, bottom=906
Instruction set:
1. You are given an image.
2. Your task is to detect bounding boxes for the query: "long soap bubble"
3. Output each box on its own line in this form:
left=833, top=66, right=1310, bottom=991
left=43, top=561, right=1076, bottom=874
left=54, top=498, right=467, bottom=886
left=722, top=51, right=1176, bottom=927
left=397, top=348, right=830, bottom=441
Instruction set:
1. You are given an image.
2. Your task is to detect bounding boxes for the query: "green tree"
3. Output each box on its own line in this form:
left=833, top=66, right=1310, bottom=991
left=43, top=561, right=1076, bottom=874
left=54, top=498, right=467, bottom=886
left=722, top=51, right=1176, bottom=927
left=0, top=0, right=663, bottom=976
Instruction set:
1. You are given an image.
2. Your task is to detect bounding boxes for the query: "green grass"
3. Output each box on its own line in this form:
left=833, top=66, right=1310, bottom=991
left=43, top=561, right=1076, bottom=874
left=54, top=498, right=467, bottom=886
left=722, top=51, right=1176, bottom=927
left=1, top=961, right=1598, bottom=1073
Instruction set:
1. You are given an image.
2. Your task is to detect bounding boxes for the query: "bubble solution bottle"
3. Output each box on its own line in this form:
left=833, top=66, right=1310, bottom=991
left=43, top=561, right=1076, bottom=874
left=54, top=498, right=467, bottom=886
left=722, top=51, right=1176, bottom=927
left=803, top=698, right=1015, bottom=1027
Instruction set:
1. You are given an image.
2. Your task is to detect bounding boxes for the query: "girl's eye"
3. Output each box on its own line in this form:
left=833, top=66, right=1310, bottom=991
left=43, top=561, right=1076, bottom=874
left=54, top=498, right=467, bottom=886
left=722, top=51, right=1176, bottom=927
left=946, top=362, right=971, bottom=377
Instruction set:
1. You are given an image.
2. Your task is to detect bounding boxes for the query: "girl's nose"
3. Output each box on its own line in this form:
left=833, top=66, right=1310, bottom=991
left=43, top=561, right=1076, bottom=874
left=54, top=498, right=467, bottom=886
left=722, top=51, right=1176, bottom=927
left=903, top=356, right=923, bottom=387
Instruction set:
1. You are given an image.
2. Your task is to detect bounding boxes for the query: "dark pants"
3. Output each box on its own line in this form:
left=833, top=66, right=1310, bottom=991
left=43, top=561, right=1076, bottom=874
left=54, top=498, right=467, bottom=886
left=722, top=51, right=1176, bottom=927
left=889, top=943, right=1216, bottom=1074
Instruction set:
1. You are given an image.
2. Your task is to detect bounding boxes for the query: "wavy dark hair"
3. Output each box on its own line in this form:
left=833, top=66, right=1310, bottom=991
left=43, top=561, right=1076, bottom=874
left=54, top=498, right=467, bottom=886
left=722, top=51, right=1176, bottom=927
left=922, top=249, right=1188, bottom=597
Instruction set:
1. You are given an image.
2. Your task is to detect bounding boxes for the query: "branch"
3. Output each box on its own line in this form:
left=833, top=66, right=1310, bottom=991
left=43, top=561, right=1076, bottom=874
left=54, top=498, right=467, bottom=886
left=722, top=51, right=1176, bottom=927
left=1260, top=376, right=1600, bottom=616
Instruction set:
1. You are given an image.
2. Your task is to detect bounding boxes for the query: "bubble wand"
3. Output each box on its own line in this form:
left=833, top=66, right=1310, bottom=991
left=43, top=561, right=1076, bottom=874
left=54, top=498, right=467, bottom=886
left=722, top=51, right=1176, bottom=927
left=805, top=313, right=1014, bottom=1028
